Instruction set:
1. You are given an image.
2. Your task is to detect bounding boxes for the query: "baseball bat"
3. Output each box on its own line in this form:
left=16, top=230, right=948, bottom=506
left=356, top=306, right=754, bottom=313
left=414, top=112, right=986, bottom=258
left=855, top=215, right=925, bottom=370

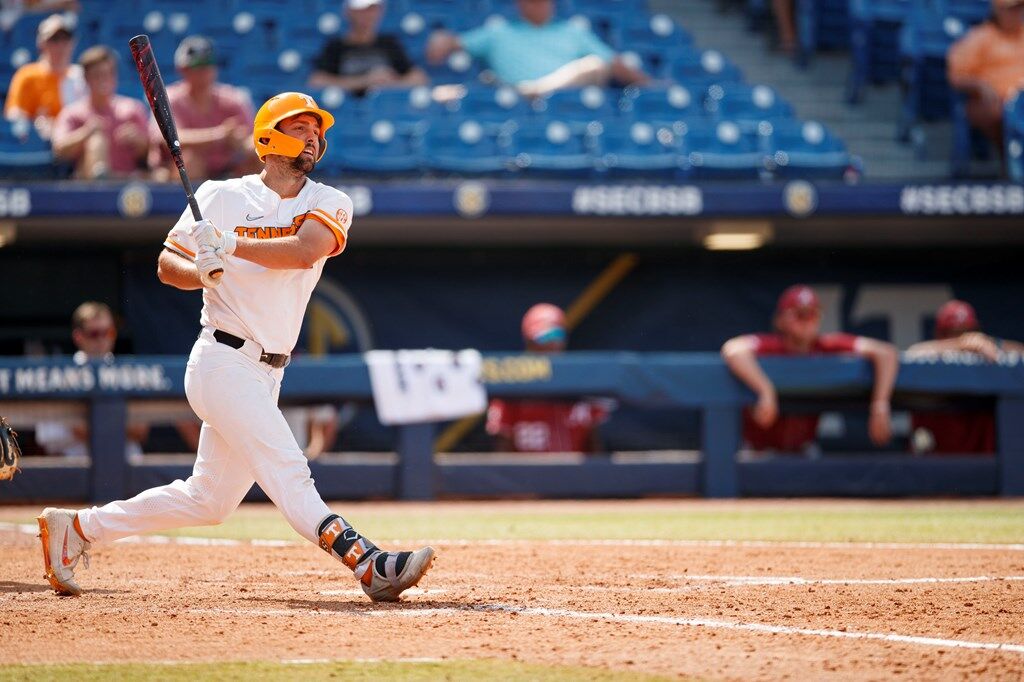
left=129, top=34, right=221, bottom=279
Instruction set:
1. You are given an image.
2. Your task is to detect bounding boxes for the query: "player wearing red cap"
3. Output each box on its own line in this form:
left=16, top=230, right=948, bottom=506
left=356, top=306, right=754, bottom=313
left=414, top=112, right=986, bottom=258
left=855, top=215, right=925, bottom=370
left=905, top=300, right=1024, bottom=454
left=486, top=303, right=612, bottom=453
left=721, top=285, right=899, bottom=453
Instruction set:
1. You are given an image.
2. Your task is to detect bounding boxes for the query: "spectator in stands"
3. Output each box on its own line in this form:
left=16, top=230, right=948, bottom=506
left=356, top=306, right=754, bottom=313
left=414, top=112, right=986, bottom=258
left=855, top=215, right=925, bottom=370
left=486, top=303, right=612, bottom=453
left=35, top=302, right=151, bottom=458
left=905, top=299, right=1024, bottom=454
left=948, top=0, right=1024, bottom=146
left=426, top=0, right=649, bottom=98
left=770, top=0, right=798, bottom=56
left=3, top=13, right=86, bottom=140
left=51, top=46, right=150, bottom=179
left=149, top=36, right=259, bottom=183
left=308, top=0, right=428, bottom=96
left=720, top=285, right=898, bottom=455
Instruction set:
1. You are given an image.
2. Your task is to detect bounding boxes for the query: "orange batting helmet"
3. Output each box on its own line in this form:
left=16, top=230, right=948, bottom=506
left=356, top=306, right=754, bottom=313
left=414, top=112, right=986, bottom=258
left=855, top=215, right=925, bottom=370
left=253, top=92, right=335, bottom=162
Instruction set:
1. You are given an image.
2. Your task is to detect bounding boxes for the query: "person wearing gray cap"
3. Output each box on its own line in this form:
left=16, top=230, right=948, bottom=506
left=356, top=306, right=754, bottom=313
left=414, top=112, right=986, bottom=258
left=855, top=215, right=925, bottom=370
left=309, top=0, right=427, bottom=95
left=148, top=35, right=260, bottom=182
left=4, top=13, right=86, bottom=139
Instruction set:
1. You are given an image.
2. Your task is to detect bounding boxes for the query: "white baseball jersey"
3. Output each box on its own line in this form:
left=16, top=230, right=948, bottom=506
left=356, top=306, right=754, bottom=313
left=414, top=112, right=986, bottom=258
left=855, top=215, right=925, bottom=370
left=164, top=174, right=353, bottom=354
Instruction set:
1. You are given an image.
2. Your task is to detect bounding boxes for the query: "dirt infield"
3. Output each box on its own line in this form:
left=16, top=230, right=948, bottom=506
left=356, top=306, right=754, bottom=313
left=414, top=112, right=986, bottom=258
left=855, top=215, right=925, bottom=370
left=2, top=504, right=1024, bottom=680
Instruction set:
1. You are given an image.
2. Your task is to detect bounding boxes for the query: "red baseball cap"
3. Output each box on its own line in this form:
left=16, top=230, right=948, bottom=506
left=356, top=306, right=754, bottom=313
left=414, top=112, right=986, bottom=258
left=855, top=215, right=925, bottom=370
left=522, top=303, right=566, bottom=344
left=775, top=285, right=820, bottom=315
left=935, top=300, right=979, bottom=337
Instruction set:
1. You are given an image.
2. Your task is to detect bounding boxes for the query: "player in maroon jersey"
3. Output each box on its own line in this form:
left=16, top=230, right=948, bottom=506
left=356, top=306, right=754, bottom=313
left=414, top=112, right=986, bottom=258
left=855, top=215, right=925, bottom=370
left=906, top=299, right=1024, bottom=454
left=487, top=303, right=611, bottom=453
left=721, top=285, right=899, bottom=454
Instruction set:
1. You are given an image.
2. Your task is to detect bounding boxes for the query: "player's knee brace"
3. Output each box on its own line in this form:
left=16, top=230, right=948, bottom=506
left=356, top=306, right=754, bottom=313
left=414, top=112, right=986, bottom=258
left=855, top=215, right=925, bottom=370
left=317, top=514, right=379, bottom=574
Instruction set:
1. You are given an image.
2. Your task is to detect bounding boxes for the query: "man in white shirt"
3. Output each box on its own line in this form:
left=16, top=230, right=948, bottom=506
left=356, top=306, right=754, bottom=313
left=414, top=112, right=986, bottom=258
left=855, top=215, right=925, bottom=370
left=37, top=92, right=434, bottom=602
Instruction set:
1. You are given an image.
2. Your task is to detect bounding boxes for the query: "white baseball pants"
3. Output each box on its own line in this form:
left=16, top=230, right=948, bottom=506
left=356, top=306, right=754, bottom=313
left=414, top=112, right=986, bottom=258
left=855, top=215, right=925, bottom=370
left=77, top=328, right=333, bottom=546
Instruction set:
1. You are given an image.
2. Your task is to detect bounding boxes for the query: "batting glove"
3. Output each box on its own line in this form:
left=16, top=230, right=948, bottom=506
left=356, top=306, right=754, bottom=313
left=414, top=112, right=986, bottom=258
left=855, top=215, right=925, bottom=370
left=195, top=244, right=224, bottom=288
left=189, top=219, right=237, bottom=256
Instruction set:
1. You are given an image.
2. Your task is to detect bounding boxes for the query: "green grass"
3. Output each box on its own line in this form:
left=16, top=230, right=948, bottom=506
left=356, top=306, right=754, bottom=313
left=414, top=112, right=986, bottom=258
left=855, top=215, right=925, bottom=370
left=0, top=660, right=677, bottom=682
left=6, top=501, right=1020, bottom=544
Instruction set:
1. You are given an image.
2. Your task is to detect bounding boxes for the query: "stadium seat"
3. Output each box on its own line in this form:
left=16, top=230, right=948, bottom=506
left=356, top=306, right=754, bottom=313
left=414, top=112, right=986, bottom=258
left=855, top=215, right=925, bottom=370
left=452, top=86, right=533, bottom=133
left=898, top=7, right=966, bottom=141
left=363, top=87, right=446, bottom=134
left=846, top=0, right=915, bottom=104
left=507, top=120, right=595, bottom=178
left=705, top=84, right=796, bottom=131
left=322, top=119, right=422, bottom=176
left=425, top=49, right=483, bottom=86
left=532, top=87, right=620, bottom=133
left=938, top=0, right=991, bottom=25
left=622, top=84, right=705, bottom=130
left=679, top=120, right=766, bottom=180
left=0, top=119, right=55, bottom=179
left=423, top=119, right=509, bottom=176
left=761, top=120, right=858, bottom=180
left=609, top=13, right=692, bottom=52
left=1003, top=92, right=1024, bottom=183
left=665, top=49, right=744, bottom=94
left=594, top=121, right=682, bottom=179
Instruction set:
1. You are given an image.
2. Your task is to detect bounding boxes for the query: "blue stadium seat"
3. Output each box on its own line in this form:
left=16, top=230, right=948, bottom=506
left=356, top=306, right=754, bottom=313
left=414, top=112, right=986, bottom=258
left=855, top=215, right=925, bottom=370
left=452, top=86, right=533, bottom=133
left=610, top=14, right=692, bottom=53
left=617, top=45, right=691, bottom=79
left=898, top=8, right=967, bottom=140
left=423, top=119, right=509, bottom=176
left=679, top=120, right=765, bottom=180
left=938, top=0, right=991, bottom=24
left=425, top=49, right=483, bottom=85
left=1003, top=92, right=1024, bottom=183
left=507, top=120, right=594, bottom=178
left=2, top=13, right=46, bottom=53
left=363, top=87, right=446, bottom=134
left=594, top=121, right=682, bottom=178
left=665, top=49, right=744, bottom=93
left=705, top=84, right=796, bottom=132
left=322, top=119, right=421, bottom=176
left=761, top=120, right=858, bottom=180
left=0, top=119, right=55, bottom=179
left=532, top=87, right=620, bottom=133
left=846, top=0, right=915, bottom=104
left=621, top=84, right=705, bottom=129
left=314, top=86, right=371, bottom=130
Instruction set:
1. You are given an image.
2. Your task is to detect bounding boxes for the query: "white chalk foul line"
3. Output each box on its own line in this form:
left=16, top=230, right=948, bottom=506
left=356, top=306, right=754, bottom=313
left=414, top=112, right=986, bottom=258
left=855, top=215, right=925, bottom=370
left=666, top=574, right=1024, bottom=587
left=3, top=521, right=1022, bottom=552
left=372, top=604, right=1024, bottom=655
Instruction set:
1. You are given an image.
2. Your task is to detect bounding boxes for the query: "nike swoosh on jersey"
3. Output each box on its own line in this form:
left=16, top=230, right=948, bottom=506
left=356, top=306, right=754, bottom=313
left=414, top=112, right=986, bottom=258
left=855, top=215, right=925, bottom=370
left=246, top=213, right=265, bottom=221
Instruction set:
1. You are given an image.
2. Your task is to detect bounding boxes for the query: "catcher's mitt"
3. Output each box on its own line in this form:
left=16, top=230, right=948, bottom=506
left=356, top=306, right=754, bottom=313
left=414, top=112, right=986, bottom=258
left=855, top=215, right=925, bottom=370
left=0, top=416, right=21, bottom=481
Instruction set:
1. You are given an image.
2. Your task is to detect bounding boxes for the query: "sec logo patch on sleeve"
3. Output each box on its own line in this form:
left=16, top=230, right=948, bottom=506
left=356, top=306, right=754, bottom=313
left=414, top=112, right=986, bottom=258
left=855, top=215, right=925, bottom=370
left=336, top=208, right=349, bottom=227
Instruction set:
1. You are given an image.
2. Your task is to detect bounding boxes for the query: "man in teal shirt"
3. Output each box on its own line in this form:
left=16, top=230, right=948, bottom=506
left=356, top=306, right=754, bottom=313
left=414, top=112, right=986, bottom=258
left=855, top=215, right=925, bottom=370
left=427, top=0, right=648, bottom=97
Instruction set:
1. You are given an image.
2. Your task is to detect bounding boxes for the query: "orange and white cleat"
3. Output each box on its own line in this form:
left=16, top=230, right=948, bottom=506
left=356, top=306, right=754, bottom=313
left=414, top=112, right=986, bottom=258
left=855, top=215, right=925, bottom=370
left=37, top=507, right=91, bottom=596
left=356, top=546, right=436, bottom=602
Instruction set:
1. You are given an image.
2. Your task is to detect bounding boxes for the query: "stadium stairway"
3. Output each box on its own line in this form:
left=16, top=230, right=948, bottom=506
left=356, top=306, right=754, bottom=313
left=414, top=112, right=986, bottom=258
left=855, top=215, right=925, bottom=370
left=651, top=0, right=959, bottom=180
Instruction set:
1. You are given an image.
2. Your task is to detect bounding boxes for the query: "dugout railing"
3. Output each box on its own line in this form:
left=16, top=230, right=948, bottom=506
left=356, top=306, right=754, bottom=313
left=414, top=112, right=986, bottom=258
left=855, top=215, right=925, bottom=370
left=0, top=353, right=1021, bottom=502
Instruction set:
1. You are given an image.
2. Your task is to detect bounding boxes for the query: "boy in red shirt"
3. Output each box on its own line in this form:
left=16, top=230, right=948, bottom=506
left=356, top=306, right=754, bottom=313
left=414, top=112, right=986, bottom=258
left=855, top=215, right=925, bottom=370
left=487, top=303, right=610, bottom=453
left=721, top=285, right=898, bottom=453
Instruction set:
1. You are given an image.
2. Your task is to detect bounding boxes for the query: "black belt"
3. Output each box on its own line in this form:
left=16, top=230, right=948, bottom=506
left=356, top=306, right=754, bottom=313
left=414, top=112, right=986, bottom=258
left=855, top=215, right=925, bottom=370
left=213, top=329, right=290, bottom=369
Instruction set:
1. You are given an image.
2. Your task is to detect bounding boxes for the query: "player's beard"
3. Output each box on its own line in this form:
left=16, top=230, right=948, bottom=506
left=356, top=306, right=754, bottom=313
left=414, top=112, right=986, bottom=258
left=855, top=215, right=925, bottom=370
left=290, top=152, right=315, bottom=175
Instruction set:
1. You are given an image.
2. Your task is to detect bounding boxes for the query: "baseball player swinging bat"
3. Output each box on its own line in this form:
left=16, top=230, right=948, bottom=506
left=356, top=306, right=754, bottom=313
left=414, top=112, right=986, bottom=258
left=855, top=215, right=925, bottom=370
left=129, top=34, right=222, bottom=280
